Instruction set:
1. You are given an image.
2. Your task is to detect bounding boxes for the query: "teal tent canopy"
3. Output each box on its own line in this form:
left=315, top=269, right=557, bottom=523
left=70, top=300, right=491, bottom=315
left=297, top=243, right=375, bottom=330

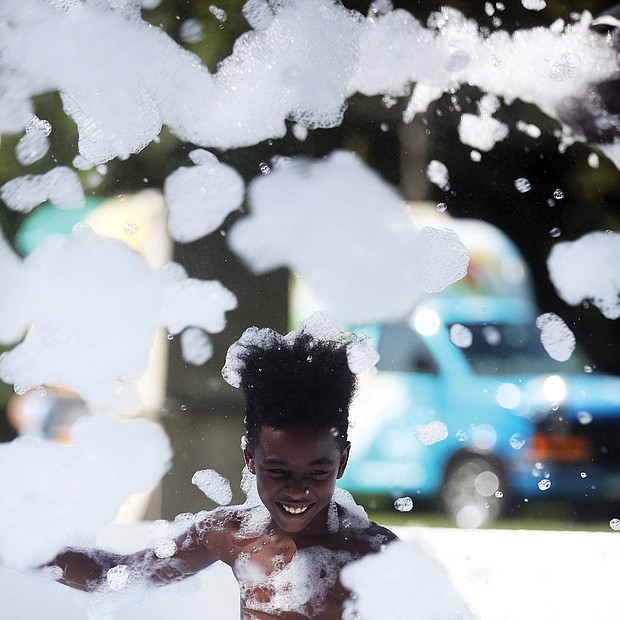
left=14, top=197, right=105, bottom=256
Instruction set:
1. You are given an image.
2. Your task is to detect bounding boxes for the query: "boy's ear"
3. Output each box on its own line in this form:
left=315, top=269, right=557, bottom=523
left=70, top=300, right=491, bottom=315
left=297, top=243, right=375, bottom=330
left=337, top=442, right=351, bottom=479
left=243, top=439, right=256, bottom=474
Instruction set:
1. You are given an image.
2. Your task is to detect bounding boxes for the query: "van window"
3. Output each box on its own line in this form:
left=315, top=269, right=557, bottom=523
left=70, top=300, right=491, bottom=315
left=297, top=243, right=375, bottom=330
left=457, top=323, right=588, bottom=375
left=377, top=322, right=439, bottom=374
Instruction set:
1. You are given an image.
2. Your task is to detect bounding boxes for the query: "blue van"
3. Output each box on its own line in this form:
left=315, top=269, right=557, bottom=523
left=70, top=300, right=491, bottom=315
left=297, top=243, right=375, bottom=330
left=291, top=206, right=620, bottom=527
left=341, top=295, right=620, bottom=527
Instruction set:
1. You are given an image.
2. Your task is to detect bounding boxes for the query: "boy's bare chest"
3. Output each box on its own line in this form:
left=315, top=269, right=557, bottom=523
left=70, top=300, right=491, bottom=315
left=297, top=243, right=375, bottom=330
left=231, top=533, right=360, bottom=619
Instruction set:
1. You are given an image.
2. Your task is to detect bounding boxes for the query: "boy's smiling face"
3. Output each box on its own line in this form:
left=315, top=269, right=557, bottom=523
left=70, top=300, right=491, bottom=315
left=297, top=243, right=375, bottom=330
left=244, top=425, right=350, bottom=536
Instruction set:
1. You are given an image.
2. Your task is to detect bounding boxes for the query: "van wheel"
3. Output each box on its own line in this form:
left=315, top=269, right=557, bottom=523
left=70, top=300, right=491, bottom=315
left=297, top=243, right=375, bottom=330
left=441, top=453, right=506, bottom=528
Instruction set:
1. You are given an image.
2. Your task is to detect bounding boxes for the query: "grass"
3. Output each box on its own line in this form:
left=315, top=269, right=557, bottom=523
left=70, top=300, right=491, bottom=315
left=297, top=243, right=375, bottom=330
left=363, top=498, right=616, bottom=532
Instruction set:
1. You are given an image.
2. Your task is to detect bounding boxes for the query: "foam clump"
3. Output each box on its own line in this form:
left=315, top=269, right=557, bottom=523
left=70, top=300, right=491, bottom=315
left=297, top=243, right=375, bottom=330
left=15, top=122, right=50, bottom=165
left=208, top=0, right=361, bottom=147
left=458, top=113, right=509, bottom=152
left=346, top=338, right=380, bottom=375
left=341, top=539, right=478, bottom=619
left=547, top=231, right=620, bottom=319
left=228, top=151, right=468, bottom=323
left=221, top=311, right=379, bottom=388
left=535, top=312, right=576, bottom=362
left=238, top=546, right=357, bottom=618
left=449, top=323, right=473, bottom=348
left=191, top=469, right=233, bottom=506
left=0, top=416, right=171, bottom=571
left=394, top=496, right=414, bottom=512
left=354, top=6, right=616, bottom=144
left=1, top=0, right=616, bottom=165
left=420, top=226, right=470, bottom=294
left=415, top=421, right=449, bottom=446
left=426, top=160, right=450, bottom=191
left=180, top=327, right=213, bottom=366
left=1, top=0, right=363, bottom=157
left=164, top=149, right=245, bottom=243
left=0, top=227, right=236, bottom=414
left=1, top=167, right=84, bottom=213
left=332, top=486, right=369, bottom=527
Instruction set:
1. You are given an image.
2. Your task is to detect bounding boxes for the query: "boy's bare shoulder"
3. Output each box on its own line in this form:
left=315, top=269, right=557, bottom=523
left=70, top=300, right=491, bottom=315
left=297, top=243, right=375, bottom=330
left=334, top=504, right=398, bottom=555
left=189, top=504, right=274, bottom=554
left=351, top=519, right=398, bottom=553
left=191, top=504, right=261, bottom=538
left=365, top=519, right=399, bottom=543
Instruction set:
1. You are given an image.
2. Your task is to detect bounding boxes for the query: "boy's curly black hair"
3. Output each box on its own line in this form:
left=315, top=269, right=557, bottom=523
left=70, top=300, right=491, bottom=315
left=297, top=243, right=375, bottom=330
left=237, top=333, right=356, bottom=450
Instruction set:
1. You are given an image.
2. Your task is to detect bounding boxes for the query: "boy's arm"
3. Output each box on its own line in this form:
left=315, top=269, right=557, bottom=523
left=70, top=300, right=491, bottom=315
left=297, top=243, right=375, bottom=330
left=49, top=520, right=221, bottom=592
left=50, top=548, right=122, bottom=592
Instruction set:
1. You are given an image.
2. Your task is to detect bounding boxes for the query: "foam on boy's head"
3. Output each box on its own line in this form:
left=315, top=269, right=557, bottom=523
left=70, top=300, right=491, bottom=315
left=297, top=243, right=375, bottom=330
left=221, top=312, right=378, bottom=449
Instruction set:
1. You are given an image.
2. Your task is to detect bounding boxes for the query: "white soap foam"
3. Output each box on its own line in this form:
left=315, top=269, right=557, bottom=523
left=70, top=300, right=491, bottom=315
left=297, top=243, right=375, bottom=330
left=0, top=227, right=236, bottom=413
left=0, top=416, right=171, bottom=571
left=164, top=150, right=245, bottom=243
left=547, top=231, right=620, bottom=319
left=180, top=328, right=213, bottom=366
left=1, top=1, right=615, bottom=166
left=449, top=323, right=473, bottom=348
left=222, top=311, right=379, bottom=388
left=15, top=129, right=50, bottom=166
left=191, top=469, right=233, bottom=506
left=426, top=159, right=450, bottom=191
left=1, top=167, right=84, bottom=213
left=415, top=420, right=449, bottom=446
left=535, top=312, right=576, bottom=362
left=341, top=539, right=478, bottom=619
left=458, top=113, right=509, bottom=152
left=228, top=150, right=468, bottom=323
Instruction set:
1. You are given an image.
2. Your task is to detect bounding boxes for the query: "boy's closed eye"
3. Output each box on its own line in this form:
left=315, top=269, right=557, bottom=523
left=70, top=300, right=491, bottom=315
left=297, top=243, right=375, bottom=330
left=263, top=468, right=331, bottom=479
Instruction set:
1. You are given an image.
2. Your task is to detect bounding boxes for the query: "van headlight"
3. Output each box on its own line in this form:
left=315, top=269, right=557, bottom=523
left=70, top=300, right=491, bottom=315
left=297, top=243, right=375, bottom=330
left=542, top=375, right=566, bottom=404
left=411, top=308, right=440, bottom=336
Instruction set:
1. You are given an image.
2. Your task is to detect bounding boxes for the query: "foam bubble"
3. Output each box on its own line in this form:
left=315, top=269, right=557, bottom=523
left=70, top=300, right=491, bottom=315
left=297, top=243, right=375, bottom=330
left=191, top=469, right=233, bottom=506
left=1, top=167, right=84, bottom=213
left=180, top=328, right=213, bottom=366
left=0, top=228, right=236, bottom=413
left=522, top=0, right=546, bottom=11
left=15, top=130, right=50, bottom=166
left=514, top=177, right=532, bottom=193
left=239, top=545, right=358, bottom=616
left=449, top=323, right=473, bottom=348
left=179, top=18, right=204, bottom=44
left=164, top=150, right=245, bottom=243
left=1, top=0, right=615, bottom=164
left=510, top=433, right=526, bottom=450
left=516, top=120, right=542, bottom=138
left=341, top=540, right=476, bottom=619
left=393, top=497, right=414, bottom=512
left=228, top=151, right=468, bottom=323
left=0, top=417, right=171, bottom=570
left=535, top=312, right=576, bottom=362
left=538, top=478, right=552, bottom=491
left=547, top=232, right=620, bottom=319
left=222, top=311, right=380, bottom=387
left=345, top=338, right=380, bottom=375
left=458, top=113, right=509, bottom=152
left=415, top=421, right=449, bottom=446
left=426, top=160, right=450, bottom=191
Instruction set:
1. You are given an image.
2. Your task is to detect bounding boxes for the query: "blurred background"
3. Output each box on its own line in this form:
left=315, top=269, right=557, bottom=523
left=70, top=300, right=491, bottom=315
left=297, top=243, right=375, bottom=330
left=0, top=0, right=618, bottom=530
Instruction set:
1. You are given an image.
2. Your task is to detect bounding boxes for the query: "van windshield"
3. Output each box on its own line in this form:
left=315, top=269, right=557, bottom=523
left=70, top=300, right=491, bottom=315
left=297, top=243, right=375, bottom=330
left=456, top=323, right=589, bottom=376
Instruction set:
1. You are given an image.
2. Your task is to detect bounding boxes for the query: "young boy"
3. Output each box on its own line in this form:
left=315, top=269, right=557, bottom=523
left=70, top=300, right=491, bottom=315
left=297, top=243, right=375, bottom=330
left=49, top=314, right=397, bottom=619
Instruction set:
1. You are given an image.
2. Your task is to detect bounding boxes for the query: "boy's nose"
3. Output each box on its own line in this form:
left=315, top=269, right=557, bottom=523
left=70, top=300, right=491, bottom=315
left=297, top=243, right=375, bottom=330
left=286, top=477, right=307, bottom=497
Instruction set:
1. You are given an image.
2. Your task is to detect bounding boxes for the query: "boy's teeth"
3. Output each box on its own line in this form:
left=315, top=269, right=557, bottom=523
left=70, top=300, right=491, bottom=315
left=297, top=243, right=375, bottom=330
left=282, top=504, right=308, bottom=514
